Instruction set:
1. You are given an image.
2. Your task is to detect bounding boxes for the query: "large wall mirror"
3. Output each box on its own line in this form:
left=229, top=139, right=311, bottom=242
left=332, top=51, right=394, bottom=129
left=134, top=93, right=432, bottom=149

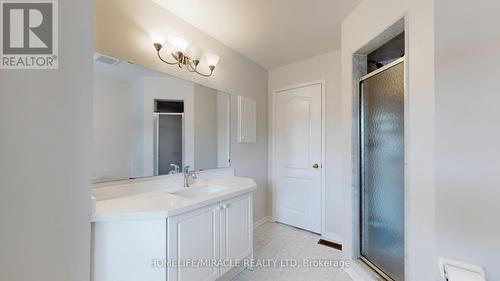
left=92, top=53, right=230, bottom=183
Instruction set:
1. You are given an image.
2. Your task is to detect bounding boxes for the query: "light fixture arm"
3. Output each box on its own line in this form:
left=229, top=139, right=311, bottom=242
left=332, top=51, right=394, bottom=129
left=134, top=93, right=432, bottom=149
left=193, top=65, right=215, bottom=77
left=153, top=42, right=216, bottom=77
left=154, top=43, right=177, bottom=65
left=187, top=59, right=214, bottom=77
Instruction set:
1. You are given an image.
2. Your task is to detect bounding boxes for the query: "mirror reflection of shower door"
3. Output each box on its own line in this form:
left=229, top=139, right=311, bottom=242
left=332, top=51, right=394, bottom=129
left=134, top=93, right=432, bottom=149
left=155, top=113, right=183, bottom=176
left=360, top=59, right=405, bottom=281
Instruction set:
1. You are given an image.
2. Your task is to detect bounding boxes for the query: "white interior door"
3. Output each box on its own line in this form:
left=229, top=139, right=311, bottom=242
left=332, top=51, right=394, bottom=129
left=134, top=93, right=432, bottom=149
left=274, top=83, right=322, bottom=233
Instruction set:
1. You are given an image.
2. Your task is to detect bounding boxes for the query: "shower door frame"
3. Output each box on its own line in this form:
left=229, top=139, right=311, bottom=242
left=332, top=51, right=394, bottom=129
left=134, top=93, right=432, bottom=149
left=357, top=57, right=407, bottom=281
left=153, top=112, right=185, bottom=176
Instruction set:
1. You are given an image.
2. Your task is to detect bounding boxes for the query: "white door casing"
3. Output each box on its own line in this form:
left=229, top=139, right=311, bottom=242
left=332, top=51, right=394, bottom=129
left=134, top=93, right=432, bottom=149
left=273, top=82, right=324, bottom=233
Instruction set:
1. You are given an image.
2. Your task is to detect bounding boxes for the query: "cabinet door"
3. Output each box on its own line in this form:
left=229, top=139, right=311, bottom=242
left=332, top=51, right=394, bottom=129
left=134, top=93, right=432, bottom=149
left=167, top=204, right=220, bottom=281
left=237, top=96, right=257, bottom=143
left=220, top=194, right=253, bottom=274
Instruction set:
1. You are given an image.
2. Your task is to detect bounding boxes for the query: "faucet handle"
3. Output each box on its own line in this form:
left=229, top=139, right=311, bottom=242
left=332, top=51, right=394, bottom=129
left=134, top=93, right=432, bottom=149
left=183, top=165, right=191, bottom=173
left=170, top=164, right=180, bottom=173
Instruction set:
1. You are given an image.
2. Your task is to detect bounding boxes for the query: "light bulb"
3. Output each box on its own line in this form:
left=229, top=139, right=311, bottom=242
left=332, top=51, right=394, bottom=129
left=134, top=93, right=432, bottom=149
left=186, top=46, right=203, bottom=61
left=168, top=36, right=189, bottom=53
left=204, top=53, right=220, bottom=67
left=149, top=32, right=165, bottom=45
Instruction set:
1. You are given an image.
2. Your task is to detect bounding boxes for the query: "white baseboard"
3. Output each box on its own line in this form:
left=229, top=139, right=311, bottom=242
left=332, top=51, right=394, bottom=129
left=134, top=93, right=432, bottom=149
left=345, top=260, right=384, bottom=281
left=321, top=231, right=343, bottom=244
left=345, top=267, right=368, bottom=281
left=254, top=216, right=274, bottom=229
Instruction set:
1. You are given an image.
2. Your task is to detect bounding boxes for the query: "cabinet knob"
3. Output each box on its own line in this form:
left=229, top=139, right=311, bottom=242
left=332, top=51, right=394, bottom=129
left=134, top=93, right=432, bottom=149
left=313, top=163, right=320, bottom=169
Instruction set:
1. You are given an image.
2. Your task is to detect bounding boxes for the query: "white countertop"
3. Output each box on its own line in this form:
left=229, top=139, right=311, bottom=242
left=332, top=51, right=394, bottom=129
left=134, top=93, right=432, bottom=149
left=91, top=177, right=257, bottom=222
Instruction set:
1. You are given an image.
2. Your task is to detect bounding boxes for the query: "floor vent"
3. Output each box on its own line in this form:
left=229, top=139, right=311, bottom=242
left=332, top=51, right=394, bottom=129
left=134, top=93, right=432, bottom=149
left=318, top=239, right=342, bottom=251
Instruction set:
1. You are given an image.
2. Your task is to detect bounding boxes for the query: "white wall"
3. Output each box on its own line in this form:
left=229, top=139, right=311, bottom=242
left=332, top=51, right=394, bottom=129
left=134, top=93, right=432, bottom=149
left=341, top=0, right=436, bottom=280
left=93, top=75, right=134, bottom=182
left=0, top=1, right=93, bottom=281
left=95, top=0, right=269, bottom=222
left=435, top=1, right=500, bottom=280
left=268, top=50, right=343, bottom=242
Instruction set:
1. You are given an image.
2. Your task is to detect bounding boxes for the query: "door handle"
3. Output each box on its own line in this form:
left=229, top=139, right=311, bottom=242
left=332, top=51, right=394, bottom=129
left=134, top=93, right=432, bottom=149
left=313, top=163, right=320, bottom=169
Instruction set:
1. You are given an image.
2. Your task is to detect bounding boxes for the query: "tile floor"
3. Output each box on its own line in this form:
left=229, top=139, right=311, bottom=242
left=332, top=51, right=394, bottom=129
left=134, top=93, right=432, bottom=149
left=233, top=222, right=353, bottom=281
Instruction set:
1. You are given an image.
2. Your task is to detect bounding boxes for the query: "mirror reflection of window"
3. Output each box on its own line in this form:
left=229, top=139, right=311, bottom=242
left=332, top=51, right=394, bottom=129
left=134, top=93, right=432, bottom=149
left=92, top=53, right=231, bottom=184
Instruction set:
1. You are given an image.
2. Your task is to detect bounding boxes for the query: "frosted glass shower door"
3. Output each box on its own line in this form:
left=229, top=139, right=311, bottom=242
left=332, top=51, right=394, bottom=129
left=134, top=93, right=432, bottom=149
left=360, top=60, right=405, bottom=281
left=156, top=114, right=183, bottom=176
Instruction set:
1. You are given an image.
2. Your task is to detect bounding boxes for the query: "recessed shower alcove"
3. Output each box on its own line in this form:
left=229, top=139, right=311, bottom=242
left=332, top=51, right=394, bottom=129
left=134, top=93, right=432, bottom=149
left=351, top=18, right=407, bottom=281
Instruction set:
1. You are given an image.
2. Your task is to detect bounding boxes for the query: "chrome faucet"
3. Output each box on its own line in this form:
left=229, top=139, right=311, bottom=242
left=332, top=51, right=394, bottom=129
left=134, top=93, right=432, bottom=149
left=183, top=165, right=197, bottom=188
left=169, top=164, right=180, bottom=174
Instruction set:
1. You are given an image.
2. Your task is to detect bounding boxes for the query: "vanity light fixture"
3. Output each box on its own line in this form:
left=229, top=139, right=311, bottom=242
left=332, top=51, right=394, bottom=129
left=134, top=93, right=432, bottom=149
left=152, top=35, right=220, bottom=77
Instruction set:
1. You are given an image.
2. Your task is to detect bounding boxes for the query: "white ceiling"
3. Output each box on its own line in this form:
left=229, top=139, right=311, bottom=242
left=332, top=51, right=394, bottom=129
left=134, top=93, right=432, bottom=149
left=152, top=0, right=361, bottom=69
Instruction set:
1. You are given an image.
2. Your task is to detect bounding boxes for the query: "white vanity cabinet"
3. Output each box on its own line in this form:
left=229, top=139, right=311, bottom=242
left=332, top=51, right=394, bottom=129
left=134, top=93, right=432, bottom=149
left=167, top=193, right=253, bottom=281
left=92, top=178, right=257, bottom=281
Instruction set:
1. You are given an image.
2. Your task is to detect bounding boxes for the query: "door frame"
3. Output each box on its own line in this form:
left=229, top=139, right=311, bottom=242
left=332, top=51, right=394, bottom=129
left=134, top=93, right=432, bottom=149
left=358, top=57, right=406, bottom=281
left=153, top=112, right=185, bottom=176
left=270, top=79, right=326, bottom=235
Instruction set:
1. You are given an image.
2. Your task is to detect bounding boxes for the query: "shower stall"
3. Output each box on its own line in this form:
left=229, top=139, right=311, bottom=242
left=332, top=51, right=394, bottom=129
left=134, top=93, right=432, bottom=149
left=359, top=57, right=405, bottom=281
left=154, top=100, right=185, bottom=176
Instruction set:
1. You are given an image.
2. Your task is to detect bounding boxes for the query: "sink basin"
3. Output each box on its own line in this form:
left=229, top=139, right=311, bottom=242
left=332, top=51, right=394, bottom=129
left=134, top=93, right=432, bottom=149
left=172, top=185, right=227, bottom=199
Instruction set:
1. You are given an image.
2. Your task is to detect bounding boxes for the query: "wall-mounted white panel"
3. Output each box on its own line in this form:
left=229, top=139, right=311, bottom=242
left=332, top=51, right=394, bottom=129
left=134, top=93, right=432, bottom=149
left=237, top=96, right=257, bottom=143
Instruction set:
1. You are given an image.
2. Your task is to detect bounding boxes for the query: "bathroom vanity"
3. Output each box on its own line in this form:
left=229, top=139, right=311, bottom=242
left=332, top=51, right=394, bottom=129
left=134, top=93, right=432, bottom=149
left=91, top=175, right=256, bottom=281
left=91, top=54, right=258, bottom=281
